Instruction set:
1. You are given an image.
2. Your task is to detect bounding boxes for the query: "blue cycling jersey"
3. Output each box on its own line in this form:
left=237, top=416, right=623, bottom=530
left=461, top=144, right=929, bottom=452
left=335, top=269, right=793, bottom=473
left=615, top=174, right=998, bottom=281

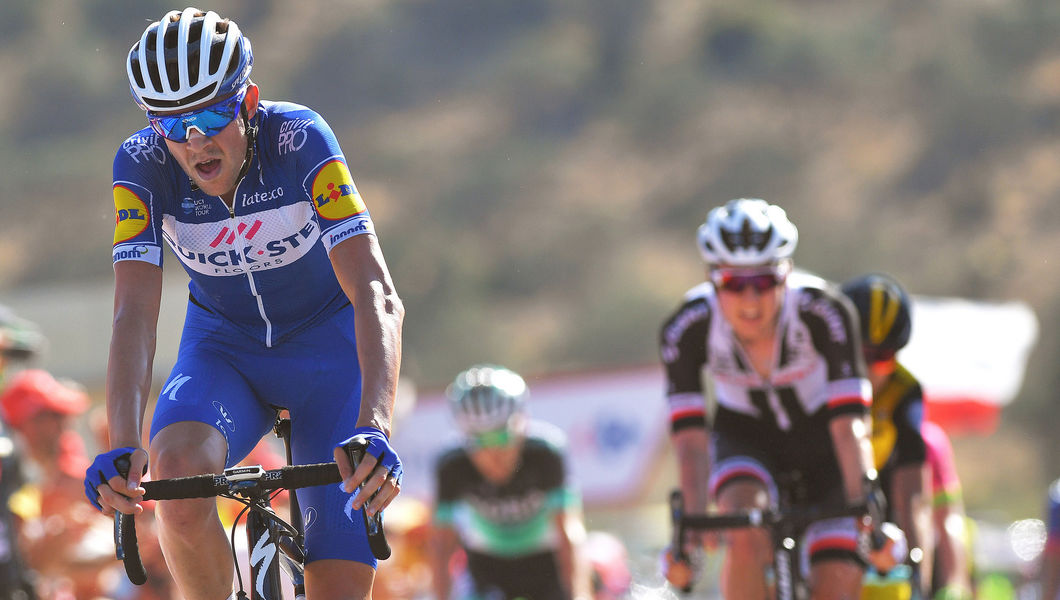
left=112, top=100, right=375, bottom=347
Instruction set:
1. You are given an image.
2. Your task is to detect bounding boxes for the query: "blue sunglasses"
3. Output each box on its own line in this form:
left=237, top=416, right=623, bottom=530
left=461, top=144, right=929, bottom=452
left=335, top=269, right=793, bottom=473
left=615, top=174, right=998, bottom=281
left=147, top=87, right=248, bottom=143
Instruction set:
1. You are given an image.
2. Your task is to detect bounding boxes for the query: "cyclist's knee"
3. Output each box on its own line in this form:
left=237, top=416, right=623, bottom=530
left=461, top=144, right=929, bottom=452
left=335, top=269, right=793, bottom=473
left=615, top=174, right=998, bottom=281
left=716, top=479, right=770, bottom=513
left=149, top=421, right=227, bottom=479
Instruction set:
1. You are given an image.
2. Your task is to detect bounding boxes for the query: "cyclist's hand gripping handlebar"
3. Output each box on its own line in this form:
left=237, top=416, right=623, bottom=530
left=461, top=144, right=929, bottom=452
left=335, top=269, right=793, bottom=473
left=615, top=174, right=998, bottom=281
left=341, top=435, right=393, bottom=560
left=665, top=490, right=699, bottom=593
left=113, top=455, right=148, bottom=586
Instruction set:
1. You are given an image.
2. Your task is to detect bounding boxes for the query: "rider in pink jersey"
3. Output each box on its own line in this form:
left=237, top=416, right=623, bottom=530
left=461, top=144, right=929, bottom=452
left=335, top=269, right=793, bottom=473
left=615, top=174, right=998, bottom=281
left=921, top=420, right=972, bottom=599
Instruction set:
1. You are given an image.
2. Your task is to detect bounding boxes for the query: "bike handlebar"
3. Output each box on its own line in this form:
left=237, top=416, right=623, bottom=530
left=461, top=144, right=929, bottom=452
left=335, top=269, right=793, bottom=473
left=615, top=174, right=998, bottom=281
left=115, top=439, right=391, bottom=587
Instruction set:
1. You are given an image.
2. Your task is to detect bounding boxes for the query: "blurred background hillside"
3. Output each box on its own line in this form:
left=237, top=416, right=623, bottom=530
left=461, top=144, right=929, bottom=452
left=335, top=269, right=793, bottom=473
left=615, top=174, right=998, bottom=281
left=0, top=0, right=1057, bottom=539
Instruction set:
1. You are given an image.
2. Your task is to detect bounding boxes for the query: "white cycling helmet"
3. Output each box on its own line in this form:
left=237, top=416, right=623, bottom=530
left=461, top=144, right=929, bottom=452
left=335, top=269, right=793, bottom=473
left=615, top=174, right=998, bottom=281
left=696, top=198, right=798, bottom=266
left=127, top=7, right=253, bottom=112
left=447, top=365, right=528, bottom=434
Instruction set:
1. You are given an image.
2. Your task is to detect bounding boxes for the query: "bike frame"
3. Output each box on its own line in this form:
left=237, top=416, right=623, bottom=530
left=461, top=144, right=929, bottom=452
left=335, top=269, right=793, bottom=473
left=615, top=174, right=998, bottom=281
left=239, top=414, right=305, bottom=600
left=113, top=418, right=390, bottom=600
left=670, top=489, right=869, bottom=600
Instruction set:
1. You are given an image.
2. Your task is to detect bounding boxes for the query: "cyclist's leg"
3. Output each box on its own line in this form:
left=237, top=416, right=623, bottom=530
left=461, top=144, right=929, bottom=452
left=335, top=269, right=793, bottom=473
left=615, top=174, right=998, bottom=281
left=710, top=410, right=779, bottom=600
left=147, top=306, right=276, bottom=600
left=800, top=464, right=865, bottom=600
left=803, top=518, right=864, bottom=599
left=149, top=422, right=231, bottom=599
left=807, top=554, right=863, bottom=600
left=275, top=306, right=376, bottom=598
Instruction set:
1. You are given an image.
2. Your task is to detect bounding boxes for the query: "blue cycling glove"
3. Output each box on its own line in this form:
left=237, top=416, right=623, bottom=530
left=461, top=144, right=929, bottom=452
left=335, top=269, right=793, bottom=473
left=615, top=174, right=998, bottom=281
left=337, top=426, right=403, bottom=486
left=83, top=447, right=140, bottom=512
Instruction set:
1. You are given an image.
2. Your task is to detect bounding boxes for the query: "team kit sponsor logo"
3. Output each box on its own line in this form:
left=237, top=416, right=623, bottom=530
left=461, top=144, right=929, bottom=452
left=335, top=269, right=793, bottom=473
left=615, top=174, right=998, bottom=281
left=122, top=132, right=167, bottom=166
left=162, top=203, right=321, bottom=276
left=311, top=160, right=366, bottom=221
left=468, top=490, right=548, bottom=524
left=241, top=186, right=284, bottom=208
left=277, top=117, right=314, bottom=155
left=113, top=185, right=151, bottom=244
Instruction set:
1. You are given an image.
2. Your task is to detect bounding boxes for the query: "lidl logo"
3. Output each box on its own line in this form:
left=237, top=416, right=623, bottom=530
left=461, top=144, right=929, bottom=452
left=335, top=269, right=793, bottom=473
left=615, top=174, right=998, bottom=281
left=311, top=160, right=365, bottom=221
left=113, top=185, right=150, bottom=244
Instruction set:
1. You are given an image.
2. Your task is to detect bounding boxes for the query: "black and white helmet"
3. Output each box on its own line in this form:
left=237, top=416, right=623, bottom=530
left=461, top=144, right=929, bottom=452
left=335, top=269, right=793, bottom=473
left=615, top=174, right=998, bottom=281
left=447, top=365, right=528, bottom=433
left=127, top=7, right=253, bottom=112
left=696, top=198, right=799, bottom=266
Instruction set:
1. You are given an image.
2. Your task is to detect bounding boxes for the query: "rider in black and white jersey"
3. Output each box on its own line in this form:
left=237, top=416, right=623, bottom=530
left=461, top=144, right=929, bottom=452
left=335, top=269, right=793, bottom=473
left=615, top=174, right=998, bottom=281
left=660, top=199, right=879, bottom=599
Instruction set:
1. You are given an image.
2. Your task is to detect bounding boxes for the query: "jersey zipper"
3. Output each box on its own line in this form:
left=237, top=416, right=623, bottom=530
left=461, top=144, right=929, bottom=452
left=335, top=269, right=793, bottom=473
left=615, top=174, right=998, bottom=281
left=225, top=173, right=275, bottom=348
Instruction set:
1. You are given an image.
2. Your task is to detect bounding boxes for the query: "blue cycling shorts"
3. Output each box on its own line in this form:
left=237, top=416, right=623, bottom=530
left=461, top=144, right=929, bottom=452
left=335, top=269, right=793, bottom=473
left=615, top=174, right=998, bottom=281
left=149, top=300, right=377, bottom=567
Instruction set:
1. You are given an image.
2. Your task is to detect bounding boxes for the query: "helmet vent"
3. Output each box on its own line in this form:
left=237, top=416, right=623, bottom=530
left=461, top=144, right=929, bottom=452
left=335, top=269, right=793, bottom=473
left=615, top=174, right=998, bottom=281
left=721, top=218, right=771, bottom=253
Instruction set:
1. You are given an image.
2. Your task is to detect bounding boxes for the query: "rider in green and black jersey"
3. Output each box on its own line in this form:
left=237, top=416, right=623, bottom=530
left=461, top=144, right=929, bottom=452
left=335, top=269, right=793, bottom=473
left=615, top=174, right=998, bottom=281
left=430, top=365, right=590, bottom=600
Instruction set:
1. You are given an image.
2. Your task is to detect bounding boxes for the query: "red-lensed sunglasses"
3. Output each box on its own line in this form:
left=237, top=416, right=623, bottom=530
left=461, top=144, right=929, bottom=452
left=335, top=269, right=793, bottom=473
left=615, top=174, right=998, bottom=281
left=710, top=268, right=786, bottom=294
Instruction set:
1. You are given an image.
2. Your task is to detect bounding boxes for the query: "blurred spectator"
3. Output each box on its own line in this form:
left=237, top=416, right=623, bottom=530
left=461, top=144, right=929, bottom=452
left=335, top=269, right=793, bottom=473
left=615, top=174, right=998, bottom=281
left=1042, top=478, right=1060, bottom=600
left=373, top=496, right=433, bottom=600
left=0, top=304, right=46, bottom=599
left=0, top=369, right=116, bottom=599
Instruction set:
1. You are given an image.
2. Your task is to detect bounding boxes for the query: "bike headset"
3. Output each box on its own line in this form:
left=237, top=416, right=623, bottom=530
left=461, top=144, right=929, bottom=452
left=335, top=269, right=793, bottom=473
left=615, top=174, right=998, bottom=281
left=696, top=198, right=799, bottom=266
left=841, top=273, right=912, bottom=363
left=126, top=7, right=258, bottom=189
left=446, top=364, right=529, bottom=435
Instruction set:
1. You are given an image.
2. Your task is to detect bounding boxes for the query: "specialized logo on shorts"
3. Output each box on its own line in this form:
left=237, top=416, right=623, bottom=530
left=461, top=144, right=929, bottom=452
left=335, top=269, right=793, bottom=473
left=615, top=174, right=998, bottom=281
left=303, top=507, right=318, bottom=532
left=311, top=160, right=365, bottom=221
left=114, top=185, right=150, bottom=244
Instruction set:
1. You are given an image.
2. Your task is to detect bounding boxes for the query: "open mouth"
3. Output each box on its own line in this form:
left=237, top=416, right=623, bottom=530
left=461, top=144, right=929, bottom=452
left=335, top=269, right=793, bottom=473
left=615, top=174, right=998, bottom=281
left=195, top=158, right=222, bottom=179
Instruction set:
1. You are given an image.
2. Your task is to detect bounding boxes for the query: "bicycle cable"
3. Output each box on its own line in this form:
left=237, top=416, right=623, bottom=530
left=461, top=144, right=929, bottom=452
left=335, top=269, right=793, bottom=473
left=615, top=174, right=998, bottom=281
left=230, top=501, right=253, bottom=598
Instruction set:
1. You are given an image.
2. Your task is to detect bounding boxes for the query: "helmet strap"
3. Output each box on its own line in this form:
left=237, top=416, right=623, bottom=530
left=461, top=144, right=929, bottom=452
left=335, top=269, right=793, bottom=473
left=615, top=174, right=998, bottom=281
left=234, top=103, right=258, bottom=186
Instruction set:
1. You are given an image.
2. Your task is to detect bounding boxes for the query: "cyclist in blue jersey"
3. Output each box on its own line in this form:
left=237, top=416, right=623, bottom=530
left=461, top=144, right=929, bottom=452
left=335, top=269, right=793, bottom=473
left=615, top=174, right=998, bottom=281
left=430, top=365, right=591, bottom=600
left=83, top=8, right=405, bottom=600
left=660, top=199, right=881, bottom=599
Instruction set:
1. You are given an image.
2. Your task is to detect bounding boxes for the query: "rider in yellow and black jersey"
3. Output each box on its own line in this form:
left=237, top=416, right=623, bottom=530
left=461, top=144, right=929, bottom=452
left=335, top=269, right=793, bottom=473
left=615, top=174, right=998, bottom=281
left=843, top=274, right=973, bottom=600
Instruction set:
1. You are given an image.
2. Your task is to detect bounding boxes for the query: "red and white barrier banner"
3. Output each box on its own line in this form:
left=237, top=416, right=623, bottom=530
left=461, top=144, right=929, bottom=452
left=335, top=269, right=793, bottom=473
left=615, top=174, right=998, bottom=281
left=900, top=297, right=1038, bottom=434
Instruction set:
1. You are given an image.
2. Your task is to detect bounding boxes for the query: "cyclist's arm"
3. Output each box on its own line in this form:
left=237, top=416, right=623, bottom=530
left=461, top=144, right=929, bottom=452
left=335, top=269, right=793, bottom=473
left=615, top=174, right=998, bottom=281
left=829, top=414, right=875, bottom=503
left=924, top=422, right=971, bottom=596
left=329, top=233, right=404, bottom=437
left=932, top=496, right=970, bottom=595
left=101, top=260, right=161, bottom=509
left=892, top=461, right=934, bottom=594
left=429, top=521, right=460, bottom=600
left=553, top=506, right=591, bottom=600
left=672, top=427, right=710, bottom=517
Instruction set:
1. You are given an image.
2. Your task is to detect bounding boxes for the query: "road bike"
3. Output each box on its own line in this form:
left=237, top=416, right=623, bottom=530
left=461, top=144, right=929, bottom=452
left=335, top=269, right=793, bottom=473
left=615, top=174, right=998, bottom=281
left=669, top=474, right=876, bottom=600
left=113, top=414, right=390, bottom=600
